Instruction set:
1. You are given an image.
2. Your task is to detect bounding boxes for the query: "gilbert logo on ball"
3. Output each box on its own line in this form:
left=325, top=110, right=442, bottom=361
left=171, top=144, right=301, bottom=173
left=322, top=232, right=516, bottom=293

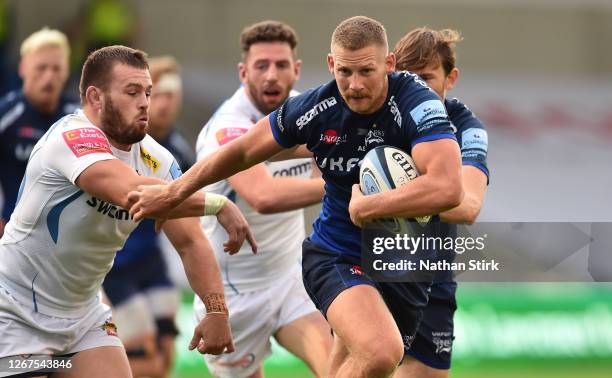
left=359, top=146, right=431, bottom=229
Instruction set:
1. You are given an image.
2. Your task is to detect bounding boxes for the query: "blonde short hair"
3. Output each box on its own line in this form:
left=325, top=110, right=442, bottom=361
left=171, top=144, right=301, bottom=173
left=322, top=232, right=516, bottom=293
left=20, top=27, right=70, bottom=58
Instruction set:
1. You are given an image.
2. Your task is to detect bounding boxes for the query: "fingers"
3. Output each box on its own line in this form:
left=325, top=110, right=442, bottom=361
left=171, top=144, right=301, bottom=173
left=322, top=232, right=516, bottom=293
left=223, top=228, right=239, bottom=254
left=246, top=226, right=257, bottom=254
left=225, top=339, right=235, bottom=354
left=127, top=190, right=140, bottom=204
left=188, top=329, right=201, bottom=351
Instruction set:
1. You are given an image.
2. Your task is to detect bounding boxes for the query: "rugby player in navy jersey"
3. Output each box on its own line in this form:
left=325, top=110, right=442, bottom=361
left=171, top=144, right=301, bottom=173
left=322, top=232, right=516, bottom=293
left=0, top=28, right=78, bottom=236
left=392, top=27, right=490, bottom=378
left=129, top=16, right=464, bottom=377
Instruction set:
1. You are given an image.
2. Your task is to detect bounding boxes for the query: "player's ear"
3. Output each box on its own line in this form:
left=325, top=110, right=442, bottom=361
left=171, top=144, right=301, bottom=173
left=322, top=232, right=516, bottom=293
left=327, top=54, right=334, bottom=75
left=445, top=68, right=459, bottom=92
left=18, top=58, right=26, bottom=80
left=293, top=59, right=302, bottom=81
left=85, top=86, right=103, bottom=110
left=386, top=52, right=396, bottom=73
left=238, top=62, right=247, bottom=84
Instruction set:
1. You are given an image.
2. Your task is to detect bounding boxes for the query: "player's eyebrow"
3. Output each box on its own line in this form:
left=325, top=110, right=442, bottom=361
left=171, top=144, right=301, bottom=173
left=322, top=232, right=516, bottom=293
left=125, top=82, right=144, bottom=89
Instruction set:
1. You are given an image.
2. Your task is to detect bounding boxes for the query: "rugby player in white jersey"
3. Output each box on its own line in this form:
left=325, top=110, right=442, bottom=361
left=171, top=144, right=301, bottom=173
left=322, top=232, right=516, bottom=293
left=194, top=21, right=332, bottom=378
left=0, top=45, right=255, bottom=378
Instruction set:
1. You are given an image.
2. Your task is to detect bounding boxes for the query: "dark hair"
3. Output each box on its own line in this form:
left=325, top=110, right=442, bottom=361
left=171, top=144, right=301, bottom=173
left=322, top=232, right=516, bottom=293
left=394, top=27, right=462, bottom=75
left=79, top=45, right=149, bottom=103
left=240, top=20, right=298, bottom=58
left=331, top=16, right=388, bottom=51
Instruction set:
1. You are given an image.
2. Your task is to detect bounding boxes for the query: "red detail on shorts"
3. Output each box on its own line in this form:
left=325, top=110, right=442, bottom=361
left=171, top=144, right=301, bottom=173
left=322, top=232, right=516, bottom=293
left=62, top=128, right=112, bottom=157
left=351, top=265, right=364, bottom=276
left=216, top=127, right=248, bottom=145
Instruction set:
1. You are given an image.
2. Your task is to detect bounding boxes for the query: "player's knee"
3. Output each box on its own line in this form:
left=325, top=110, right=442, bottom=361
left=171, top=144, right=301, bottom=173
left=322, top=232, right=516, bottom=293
left=361, top=338, right=404, bottom=377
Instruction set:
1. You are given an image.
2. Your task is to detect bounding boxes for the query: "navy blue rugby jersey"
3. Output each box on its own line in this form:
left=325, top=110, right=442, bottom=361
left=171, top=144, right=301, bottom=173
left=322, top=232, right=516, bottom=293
left=446, top=97, right=489, bottom=180
left=0, top=90, right=78, bottom=220
left=434, top=98, right=491, bottom=295
left=269, top=71, right=457, bottom=256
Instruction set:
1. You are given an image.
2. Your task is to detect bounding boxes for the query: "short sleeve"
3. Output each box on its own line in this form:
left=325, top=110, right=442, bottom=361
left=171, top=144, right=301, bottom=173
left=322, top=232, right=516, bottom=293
left=45, top=127, right=117, bottom=184
left=397, top=74, right=457, bottom=148
left=269, top=91, right=322, bottom=148
left=447, top=98, right=490, bottom=180
left=196, top=113, right=251, bottom=161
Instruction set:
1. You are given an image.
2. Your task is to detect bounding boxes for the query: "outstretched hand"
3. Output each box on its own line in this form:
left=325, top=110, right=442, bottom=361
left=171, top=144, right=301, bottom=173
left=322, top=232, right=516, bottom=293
left=216, top=200, right=257, bottom=254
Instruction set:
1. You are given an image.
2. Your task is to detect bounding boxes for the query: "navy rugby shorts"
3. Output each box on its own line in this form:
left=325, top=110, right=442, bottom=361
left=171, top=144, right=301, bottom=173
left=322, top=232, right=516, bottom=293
left=301, top=237, right=433, bottom=354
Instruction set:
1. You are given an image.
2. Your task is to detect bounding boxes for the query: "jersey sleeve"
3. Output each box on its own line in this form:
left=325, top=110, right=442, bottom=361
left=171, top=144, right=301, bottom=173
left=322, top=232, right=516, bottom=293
left=268, top=91, right=317, bottom=148
left=45, top=126, right=117, bottom=184
left=447, top=98, right=490, bottom=181
left=196, top=114, right=252, bottom=161
left=398, top=73, right=457, bottom=148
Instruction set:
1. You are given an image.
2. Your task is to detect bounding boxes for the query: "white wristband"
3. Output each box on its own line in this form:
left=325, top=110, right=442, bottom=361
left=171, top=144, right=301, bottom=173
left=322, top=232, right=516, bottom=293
left=204, top=193, right=228, bottom=216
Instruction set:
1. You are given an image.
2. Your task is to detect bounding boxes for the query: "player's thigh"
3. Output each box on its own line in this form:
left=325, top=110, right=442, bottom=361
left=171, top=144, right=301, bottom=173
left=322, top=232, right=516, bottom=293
left=274, top=311, right=332, bottom=363
left=273, top=268, right=332, bottom=362
left=394, top=356, right=448, bottom=378
left=112, top=294, right=156, bottom=347
left=51, top=346, right=131, bottom=378
left=326, top=284, right=403, bottom=356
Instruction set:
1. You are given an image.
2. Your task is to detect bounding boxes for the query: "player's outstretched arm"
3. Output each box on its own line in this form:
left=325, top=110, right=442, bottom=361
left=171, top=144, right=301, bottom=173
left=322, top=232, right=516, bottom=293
left=76, top=158, right=207, bottom=218
left=162, top=217, right=235, bottom=355
left=349, top=138, right=463, bottom=225
left=440, top=166, right=488, bottom=224
left=129, top=116, right=285, bottom=220
left=227, top=164, right=324, bottom=214
left=76, top=159, right=256, bottom=254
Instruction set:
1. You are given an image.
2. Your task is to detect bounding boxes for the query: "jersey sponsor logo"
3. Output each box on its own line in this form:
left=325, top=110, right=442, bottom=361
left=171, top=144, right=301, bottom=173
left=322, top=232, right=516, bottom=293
left=18, top=125, right=44, bottom=139
left=272, top=161, right=311, bottom=177
left=388, top=96, right=402, bottom=127
left=86, top=196, right=132, bottom=221
left=410, top=100, right=447, bottom=128
left=462, top=128, right=488, bottom=152
left=318, top=156, right=360, bottom=172
left=216, top=127, right=248, bottom=146
left=139, top=146, right=160, bottom=173
left=62, top=127, right=112, bottom=157
left=296, top=97, right=337, bottom=129
left=320, top=129, right=347, bottom=145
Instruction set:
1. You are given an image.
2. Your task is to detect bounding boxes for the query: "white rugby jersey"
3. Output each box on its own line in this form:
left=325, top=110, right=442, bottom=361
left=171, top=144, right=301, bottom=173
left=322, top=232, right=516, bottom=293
left=0, top=110, right=181, bottom=317
left=196, top=87, right=312, bottom=293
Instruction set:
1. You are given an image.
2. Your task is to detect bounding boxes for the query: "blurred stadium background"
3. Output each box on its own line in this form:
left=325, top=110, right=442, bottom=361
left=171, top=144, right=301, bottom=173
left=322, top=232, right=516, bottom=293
left=3, top=0, right=612, bottom=376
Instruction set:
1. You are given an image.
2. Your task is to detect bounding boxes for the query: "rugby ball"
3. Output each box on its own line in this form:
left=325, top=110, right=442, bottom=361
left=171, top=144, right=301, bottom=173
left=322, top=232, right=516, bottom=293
left=359, top=146, right=431, bottom=229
